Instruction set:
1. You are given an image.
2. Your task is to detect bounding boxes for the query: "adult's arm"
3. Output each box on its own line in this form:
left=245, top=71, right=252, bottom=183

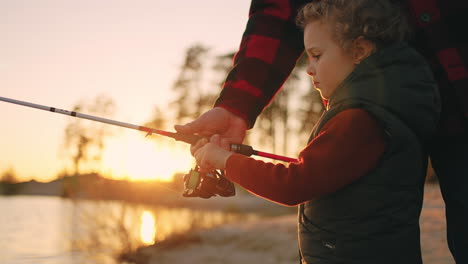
left=214, top=0, right=310, bottom=128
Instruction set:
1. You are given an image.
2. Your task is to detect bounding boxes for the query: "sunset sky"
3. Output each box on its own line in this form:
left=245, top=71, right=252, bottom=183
left=0, top=0, right=251, bottom=182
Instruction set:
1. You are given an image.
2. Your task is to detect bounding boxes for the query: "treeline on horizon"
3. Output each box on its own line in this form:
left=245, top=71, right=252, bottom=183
left=0, top=171, right=185, bottom=201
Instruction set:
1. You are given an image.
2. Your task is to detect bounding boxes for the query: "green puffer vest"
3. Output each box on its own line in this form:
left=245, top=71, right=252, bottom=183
left=298, top=43, right=440, bottom=264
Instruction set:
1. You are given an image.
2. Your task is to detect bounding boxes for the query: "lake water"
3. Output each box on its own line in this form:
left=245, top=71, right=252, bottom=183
left=0, top=195, right=258, bottom=264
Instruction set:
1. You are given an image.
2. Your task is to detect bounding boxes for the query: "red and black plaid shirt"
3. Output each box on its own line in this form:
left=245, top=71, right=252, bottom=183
left=214, top=0, right=468, bottom=136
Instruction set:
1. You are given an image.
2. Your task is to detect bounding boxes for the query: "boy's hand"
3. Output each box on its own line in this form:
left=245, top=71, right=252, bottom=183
left=193, top=134, right=233, bottom=171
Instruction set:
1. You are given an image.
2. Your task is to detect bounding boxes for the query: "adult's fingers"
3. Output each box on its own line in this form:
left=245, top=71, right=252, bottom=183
left=220, top=138, right=231, bottom=151
left=210, top=134, right=221, bottom=146
left=175, top=108, right=228, bottom=136
left=174, top=120, right=201, bottom=135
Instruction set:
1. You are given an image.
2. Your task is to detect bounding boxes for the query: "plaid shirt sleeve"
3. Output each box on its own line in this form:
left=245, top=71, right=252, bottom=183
left=405, top=0, right=468, bottom=135
left=214, top=0, right=311, bottom=128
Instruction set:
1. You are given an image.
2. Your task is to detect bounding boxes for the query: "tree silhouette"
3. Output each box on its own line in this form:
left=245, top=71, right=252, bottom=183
left=63, top=95, right=115, bottom=176
left=212, top=52, right=236, bottom=86
left=254, top=53, right=323, bottom=156
left=0, top=167, right=20, bottom=195
left=171, top=44, right=216, bottom=124
left=144, top=106, right=167, bottom=130
left=0, top=167, right=19, bottom=183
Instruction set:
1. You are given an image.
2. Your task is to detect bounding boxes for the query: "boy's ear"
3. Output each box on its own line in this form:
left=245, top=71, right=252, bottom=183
left=352, top=36, right=375, bottom=64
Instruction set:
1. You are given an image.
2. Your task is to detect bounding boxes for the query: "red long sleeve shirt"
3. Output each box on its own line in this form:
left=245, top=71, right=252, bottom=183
left=225, top=108, right=386, bottom=206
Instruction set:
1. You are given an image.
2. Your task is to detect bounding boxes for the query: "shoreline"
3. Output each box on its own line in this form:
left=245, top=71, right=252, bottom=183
left=129, top=183, right=453, bottom=264
left=2, top=179, right=454, bottom=263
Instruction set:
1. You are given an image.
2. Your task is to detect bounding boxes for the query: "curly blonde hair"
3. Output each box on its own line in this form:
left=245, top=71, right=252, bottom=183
left=296, top=0, right=410, bottom=50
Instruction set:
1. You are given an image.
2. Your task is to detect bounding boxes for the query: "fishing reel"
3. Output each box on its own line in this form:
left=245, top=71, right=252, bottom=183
left=182, top=166, right=235, bottom=199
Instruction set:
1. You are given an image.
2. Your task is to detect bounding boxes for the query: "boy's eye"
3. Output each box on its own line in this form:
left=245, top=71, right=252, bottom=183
left=306, top=50, right=321, bottom=61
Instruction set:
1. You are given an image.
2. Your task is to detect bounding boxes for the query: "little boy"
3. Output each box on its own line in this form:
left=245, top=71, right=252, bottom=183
left=193, top=0, right=439, bottom=263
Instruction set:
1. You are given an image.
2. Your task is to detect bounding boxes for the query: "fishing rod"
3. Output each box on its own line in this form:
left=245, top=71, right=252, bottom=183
left=0, top=96, right=297, bottom=163
left=1, top=96, right=298, bottom=199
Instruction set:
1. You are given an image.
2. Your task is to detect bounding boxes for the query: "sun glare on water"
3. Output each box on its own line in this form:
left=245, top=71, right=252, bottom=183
left=101, top=132, right=194, bottom=181
left=140, top=210, right=156, bottom=245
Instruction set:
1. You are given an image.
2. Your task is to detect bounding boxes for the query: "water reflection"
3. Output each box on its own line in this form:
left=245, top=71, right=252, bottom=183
left=0, top=196, right=259, bottom=264
left=73, top=202, right=259, bottom=262
left=140, top=211, right=156, bottom=245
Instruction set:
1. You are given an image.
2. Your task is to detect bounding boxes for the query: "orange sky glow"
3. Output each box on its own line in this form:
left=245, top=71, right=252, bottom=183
left=0, top=0, right=251, bottom=182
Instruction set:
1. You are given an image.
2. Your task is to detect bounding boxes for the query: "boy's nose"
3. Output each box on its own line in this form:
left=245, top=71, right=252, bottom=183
left=307, top=65, right=315, bottom=77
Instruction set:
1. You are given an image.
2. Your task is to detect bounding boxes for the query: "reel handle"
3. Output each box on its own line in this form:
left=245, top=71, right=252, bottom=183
left=182, top=167, right=235, bottom=199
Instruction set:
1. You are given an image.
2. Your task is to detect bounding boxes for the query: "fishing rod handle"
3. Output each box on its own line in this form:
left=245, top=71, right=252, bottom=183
left=174, top=132, right=254, bottom=156
left=230, top=144, right=255, bottom=156
left=172, top=133, right=253, bottom=155
left=173, top=132, right=254, bottom=156
left=230, top=143, right=298, bottom=163
left=173, top=132, right=296, bottom=162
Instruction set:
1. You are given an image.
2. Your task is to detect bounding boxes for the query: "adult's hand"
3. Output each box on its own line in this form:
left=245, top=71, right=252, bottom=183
left=174, top=107, right=248, bottom=151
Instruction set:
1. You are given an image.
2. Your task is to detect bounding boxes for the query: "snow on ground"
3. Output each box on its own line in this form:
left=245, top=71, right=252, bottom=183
left=136, top=184, right=454, bottom=264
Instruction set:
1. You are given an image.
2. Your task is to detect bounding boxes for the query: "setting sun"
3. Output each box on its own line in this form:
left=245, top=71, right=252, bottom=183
left=101, top=131, right=194, bottom=181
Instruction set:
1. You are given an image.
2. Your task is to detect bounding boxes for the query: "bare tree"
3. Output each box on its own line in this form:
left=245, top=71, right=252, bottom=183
left=212, top=52, right=236, bottom=86
left=63, top=95, right=116, bottom=176
left=254, top=54, right=315, bottom=156
left=144, top=105, right=167, bottom=130
left=171, top=44, right=217, bottom=124
left=70, top=200, right=142, bottom=263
